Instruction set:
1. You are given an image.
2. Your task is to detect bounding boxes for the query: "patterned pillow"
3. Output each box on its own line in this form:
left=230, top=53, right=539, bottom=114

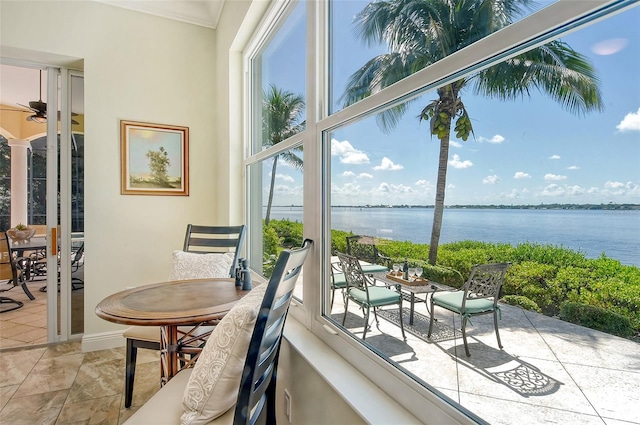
left=181, top=283, right=267, bottom=425
left=169, top=251, right=235, bottom=281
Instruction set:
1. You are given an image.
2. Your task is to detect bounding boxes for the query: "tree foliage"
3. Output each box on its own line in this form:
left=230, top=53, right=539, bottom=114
left=341, top=0, right=603, bottom=265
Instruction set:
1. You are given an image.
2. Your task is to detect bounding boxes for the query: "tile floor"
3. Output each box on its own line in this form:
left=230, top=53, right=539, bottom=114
left=1, top=272, right=84, bottom=349
left=0, top=280, right=49, bottom=348
left=0, top=341, right=160, bottom=425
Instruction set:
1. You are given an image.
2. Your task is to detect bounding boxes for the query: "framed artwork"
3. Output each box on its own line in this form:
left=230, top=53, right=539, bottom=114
left=120, top=120, right=189, bottom=196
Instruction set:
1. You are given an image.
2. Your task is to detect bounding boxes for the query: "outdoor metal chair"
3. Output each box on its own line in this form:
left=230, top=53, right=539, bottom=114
left=345, top=235, right=391, bottom=273
left=337, top=252, right=406, bottom=341
left=122, top=224, right=246, bottom=408
left=428, top=262, right=510, bottom=356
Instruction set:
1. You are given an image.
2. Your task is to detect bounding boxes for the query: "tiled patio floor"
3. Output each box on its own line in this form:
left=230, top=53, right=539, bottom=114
left=330, top=292, right=640, bottom=425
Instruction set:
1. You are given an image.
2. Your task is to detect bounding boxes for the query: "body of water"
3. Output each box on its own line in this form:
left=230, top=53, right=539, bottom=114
left=268, top=206, right=640, bottom=267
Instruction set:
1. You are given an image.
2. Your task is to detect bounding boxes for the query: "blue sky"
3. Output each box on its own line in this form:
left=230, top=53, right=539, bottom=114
left=263, top=1, right=640, bottom=206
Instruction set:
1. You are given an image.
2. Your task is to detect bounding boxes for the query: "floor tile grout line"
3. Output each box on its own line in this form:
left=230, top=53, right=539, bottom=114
left=522, top=308, right=607, bottom=424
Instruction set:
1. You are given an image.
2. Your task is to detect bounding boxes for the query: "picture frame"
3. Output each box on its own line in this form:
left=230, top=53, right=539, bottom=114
left=120, top=120, right=189, bottom=196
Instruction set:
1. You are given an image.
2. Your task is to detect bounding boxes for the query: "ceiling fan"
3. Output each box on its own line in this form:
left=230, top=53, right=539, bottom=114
left=1, top=69, right=79, bottom=125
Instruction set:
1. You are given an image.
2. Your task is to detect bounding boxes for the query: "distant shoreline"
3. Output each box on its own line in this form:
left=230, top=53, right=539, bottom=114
left=270, top=204, right=640, bottom=210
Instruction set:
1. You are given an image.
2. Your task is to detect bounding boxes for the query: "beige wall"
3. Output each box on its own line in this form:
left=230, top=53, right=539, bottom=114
left=0, top=0, right=246, bottom=335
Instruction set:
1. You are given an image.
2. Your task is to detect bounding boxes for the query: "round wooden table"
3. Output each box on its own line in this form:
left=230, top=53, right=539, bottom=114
left=96, top=278, right=247, bottom=384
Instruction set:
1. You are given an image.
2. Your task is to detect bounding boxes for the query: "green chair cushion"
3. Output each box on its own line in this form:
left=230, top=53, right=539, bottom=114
left=332, top=272, right=347, bottom=289
left=361, top=264, right=388, bottom=274
left=432, top=291, right=495, bottom=315
left=349, top=286, right=400, bottom=306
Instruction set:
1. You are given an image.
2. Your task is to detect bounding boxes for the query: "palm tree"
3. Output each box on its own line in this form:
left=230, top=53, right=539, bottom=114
left=263, top=85, right=305, bottom=225
left=342, top=0, right=603, bottom=264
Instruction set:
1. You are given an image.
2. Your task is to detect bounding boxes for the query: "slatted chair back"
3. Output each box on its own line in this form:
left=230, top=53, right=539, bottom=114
left=183, top=224, right=246, bottom=278
left=233, top=239, right=312, bottom=425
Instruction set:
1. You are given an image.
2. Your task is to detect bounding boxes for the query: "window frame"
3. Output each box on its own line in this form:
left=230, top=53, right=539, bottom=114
left=243, top=0, right=637, bottom=421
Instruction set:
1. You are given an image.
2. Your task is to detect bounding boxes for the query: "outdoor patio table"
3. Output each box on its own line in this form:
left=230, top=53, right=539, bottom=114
left=373, top=272, right=444, bottom=325
left=95, top=278, right=249, bottom=385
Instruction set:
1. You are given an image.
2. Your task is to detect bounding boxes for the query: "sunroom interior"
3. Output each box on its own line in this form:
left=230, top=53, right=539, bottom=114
left=1, top=1, right=638, bottom=424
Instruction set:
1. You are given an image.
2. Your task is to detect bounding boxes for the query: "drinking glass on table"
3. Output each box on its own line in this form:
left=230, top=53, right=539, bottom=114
left=415, top=266, right=423, bottom=279
left=393, top=263, right=401, bottom=275
left=408, top=268, right=416, bottom=280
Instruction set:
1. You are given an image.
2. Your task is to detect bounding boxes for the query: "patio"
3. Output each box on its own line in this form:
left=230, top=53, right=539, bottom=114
left=330, top=289, right=640, bottom=424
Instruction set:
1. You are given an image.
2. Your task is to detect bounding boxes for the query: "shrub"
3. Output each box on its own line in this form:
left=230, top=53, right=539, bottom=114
left=560, top=302, right=635, bottom=338
left=501, top=295, right=542, bottom=313
left=502, top=262, right=561, bottom=315
left=268, top=219, right=303, bottom=247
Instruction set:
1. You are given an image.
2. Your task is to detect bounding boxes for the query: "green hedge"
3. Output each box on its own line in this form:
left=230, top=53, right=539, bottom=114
left=560, top=302, right=634, bottom=338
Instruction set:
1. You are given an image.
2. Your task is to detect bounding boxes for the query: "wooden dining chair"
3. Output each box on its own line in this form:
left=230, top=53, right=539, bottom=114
left=123, top=224, right=246, bottom=408
left=123, top=239, right=312, bottom=425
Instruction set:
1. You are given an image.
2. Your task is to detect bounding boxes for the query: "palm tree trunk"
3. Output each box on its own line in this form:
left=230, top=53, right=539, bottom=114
left=428, top=134, right=451, bottom=265
left=265, top=155, right=279, bottom=226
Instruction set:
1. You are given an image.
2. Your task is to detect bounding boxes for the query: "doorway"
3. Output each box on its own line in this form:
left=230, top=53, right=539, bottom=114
left=0, top=63, right=84, bottom=347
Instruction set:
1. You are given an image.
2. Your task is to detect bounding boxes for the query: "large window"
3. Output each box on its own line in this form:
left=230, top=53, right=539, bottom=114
left=246, top=1, right=640, bottom=422
left=246, top=1, right=307, bottom=301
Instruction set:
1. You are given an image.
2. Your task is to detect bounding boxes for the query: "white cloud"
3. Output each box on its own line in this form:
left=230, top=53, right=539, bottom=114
left=616, top=107, right=640, bottom=133
left=331, top=138, right=370, bottom=164
left=276, top=173, right=294, bottom=182
left=540, top=184, right=584, bottom=197
left=478, top=134, right=505, bottom=144
left=591, top=38, right=628, bottom=55
left=604, top=181, right=625, bottom=189
left=342, top=171, right=355, bottom=177
left=514, top=171, right=531, bottom=179
left=378, top=182, right=413, bottom=193
left=567, top=165, right=580, bottom=170
left=483, top=175, right=499, bottom=184
left=449, top=154, right=473, bottom=169
left=450, top=140, right=462, bottom=148
left=549, top=155, right=561, bottom=160
left=504, top=189, right=521, bottom=200
left=331, top=182, right=362, bottom=196
left=373, top=157, right=404, bottom=171
left=359, top=173, right=373, bottom=179
left=545, top=173, right=567, bottom=181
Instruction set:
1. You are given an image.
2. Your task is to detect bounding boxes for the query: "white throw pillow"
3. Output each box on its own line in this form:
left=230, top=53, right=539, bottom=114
left=181, top=283, right=267, bottom=425
left=169, top=251, right=235, bottom=281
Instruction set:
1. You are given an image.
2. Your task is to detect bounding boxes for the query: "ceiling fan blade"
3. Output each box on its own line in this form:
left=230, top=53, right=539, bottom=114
left=17, top=103, right=39, bottom=113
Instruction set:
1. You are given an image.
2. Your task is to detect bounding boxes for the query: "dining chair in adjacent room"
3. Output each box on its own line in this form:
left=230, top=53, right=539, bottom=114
left=428, top=262, right=510, bottom=356
left=122, top=224, right=246, bottom=408
left=1, top=231, right=35, bottom=312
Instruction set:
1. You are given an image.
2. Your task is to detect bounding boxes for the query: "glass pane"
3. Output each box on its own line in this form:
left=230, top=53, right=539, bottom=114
left=70, top=74, right=84, bottom=335
left=248, top=148, right=304, bottom=300
left=251, top=1, right=306, bottom=154
left=329, top=0, right=558, bottom=115
left=326, top=6, right=639, bottom=422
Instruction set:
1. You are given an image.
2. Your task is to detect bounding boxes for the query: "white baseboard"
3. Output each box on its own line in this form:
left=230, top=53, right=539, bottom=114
left=82, top=331, right=125, bottom=352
